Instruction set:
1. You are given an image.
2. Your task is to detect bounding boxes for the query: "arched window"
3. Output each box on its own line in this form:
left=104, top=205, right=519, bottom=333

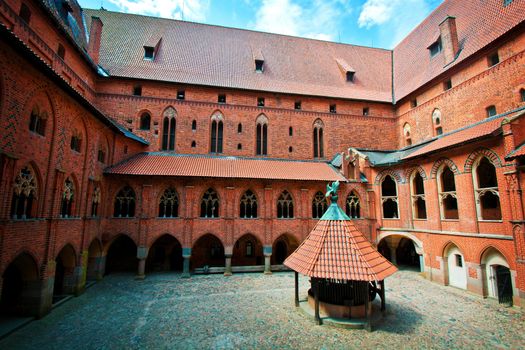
left=158, top=188, right=179, bottom=218
left=438, top=166, right=458, bottom=219
left=192, top=120, right=197, bottom=131
left=411, top=172, right=427, bottom=219
left=256, top=114, right=268, bottom=156
left=91, top=186, right=100, bottom=217
left=313, top=119, right=324, bottom=158
left=11, top=166, right=37, bottom=219
left=60, top=178, right=74, bottom=218
left=312, top=191, right=328, bottom=218
left=238, top=123, right=242, bottom=133
left=201, top=188, right=219, bottom=218
left=161, top=107, right=176, bottom=151
left=381, top=175, right=398, bottom=219
left=403, top=123, right=412, bottom=146
left=70, top=131, right=82, bottom=152
left=29, top=106, right=47, bottom=136
left=474, top=157, right=501, bottom=220
left=346, top=191, right=360, bottom=218
left=432, top=109, right=443, bottom=136
left=277, top=191, right=294, bottom=219
left=114, top=186, right=136, bottom=218
left=140, top=113, right=151, bottom=130
left=210, top=113, right=224, bottom=153
left=240, top=190, right=257, bottom=218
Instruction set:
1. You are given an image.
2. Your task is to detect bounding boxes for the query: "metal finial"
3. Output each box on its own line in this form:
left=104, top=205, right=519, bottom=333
left=326, top=181, right=340, bottom=203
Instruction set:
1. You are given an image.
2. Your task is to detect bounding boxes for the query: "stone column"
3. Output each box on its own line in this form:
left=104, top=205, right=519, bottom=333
left=136, top=246, right=148, bottom=280
left=263, top=245, right=272, bottom=275
left=182, top=247, right=192, bottom=278
left=224, top=254, right=233, bottom=276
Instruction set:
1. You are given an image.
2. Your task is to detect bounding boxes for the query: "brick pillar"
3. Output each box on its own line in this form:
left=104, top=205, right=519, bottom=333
left=136, top=246, right=148, bottom=280
left=263, top=245, right=272, bottom=275
left=182, top=247, right=191, bottom=278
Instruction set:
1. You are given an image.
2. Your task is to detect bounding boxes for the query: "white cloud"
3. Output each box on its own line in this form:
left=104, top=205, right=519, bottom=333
left=252, top=0, right=352, bottom=42
left=358, top=0, right=434, bottom=47
left=108, top=0, right=210, bottom=21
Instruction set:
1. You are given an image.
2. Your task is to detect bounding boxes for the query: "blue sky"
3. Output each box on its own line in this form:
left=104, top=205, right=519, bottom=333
left=78, top=0, right=443, bottom=49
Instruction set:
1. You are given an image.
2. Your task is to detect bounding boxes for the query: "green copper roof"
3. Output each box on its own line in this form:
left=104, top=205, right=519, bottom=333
left=320, top=196, right=351, bottom=221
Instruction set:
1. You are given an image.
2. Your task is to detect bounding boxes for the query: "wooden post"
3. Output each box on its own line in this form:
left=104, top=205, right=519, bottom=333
left=314, top=278, right=321, bottom=325
left=294, top=271, right=299, bottom=307
left=380, top=280, right=386, bottom=312
left=365, top=282, right=372, bottom=331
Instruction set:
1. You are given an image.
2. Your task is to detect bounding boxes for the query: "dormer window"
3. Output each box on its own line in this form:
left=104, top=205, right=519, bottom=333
left=346, top=71, right=355, bottom=82
left=336, top=58, right=355, bottom=83
left=255, top=59, right=264, bottom=73
left=144, top=46, right=155, bottom=60
left=429, top=38, right=442, bottom=58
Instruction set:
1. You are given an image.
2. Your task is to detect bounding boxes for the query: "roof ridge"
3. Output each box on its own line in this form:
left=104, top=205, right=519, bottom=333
left=145, top=152, right=333, bottom=164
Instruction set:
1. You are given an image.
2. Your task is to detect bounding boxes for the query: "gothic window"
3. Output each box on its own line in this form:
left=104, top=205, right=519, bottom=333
left=411, top=172, right=427, bottom=219
left=432, top=109, right=443, bottom=136
left=312, top=191, right=328, bottom=219
left=158, top=188, right=179, bottom=218
left=256, top=114, right=268, bottom=156
left=313, top=119, right=324, bottom=158
left=346, top=191, right=361, bottom=219
left=438, top=165, right=458, bottom=219
left=97, top=148, right=106, bottom=163
left=210, top=113, right=224, bottom=153
left=240, top=190, right=257, bottom=218
left=474, top=157, right=501, bottom=220
left=91, top=186, right=100, bottom=217
left=10, top=166, right=37, bottom=219
left=381, top=175, right=399, bottom=219
left=60, top=178, right=74, bottom=218
left=114, top=186, right=136, bottom=218
left=29, top=106, right=46, bottom=136
left=140, top=113, right=151, bottom=130
left=277, top=190, right=294, bottom=219
left=70, top=132, right=82, bottom=152
left=403, top=123, right=412, bottom=146
left=201, top=188, right=219, bottom=218
left=161, top=107, right=176, bottom=151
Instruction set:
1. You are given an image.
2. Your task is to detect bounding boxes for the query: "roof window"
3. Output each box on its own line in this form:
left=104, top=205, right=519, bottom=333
left=488, top=52, right=499, bottom=67
left=144, top=46, right=155, bottom=60
left=504, top=0, right=513, bottom=7
left=429, top=38, right=442, bottom=58
left=252, top=47, right=264, bottom=73
left=255, top=59, right=264, bottom=73
left=336, top=58, right=355, bottom=82
left=486, top=105, right=497, bottom=118
left=444, top=79, right=452, bottom=91
left=133, top=85, right=142, bottom=96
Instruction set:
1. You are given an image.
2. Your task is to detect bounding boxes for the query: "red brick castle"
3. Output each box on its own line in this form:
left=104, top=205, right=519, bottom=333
left=0, top=0, right=524, bottom=318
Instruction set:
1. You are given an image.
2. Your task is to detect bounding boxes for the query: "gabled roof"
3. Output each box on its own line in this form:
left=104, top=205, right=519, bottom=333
left=284, top=198, right=397, bottom=281
left=105, top=153, right=346, bottom=181
left=83, top=9, right=392, bottom=102
left=506, top=142, right=525, bottom=160
left=393, top=0, right=525, bottom=101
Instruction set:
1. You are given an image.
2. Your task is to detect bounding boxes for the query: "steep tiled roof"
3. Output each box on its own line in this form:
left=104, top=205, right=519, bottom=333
left=506, top=143, right=525, bottom=160
left=393, top=0, right=525, bottom=101
left=83, top=9, right=392, bottom=102
left=284, top=200, right=397, bottom=281
left=105, top=153, right=346, bottom=181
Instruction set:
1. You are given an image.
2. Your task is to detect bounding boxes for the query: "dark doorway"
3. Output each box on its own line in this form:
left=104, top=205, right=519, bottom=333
left=105, top=235, right=137, bottom=274
left=53, top=245, right=77, bottom=302
left=146, top=235, right=183, bottom=272
left=377, top=240, right=391, bottom=261
left=396, top=238, right=420, bottom=270
left=191, top=234, right=224, bottom=269
left=0, top=253, right=39, bottom=317
left=495, top=265, right=513, bottom=306
left=272, top=234, right=299, bottom=265
left=232, top=234, right=263, bottom=266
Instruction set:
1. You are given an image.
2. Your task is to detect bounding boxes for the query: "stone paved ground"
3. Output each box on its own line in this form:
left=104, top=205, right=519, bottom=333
left=1, top=270, right=524, bottom=349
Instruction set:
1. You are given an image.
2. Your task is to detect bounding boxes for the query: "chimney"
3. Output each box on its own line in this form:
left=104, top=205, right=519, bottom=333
left=439, top=16, right=459, bottom=65
left=88, top=16, right=103, bottom=65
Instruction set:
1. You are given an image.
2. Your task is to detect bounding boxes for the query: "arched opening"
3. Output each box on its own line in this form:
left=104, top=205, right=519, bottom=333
left=139, top=113, right=151, bottom=130
left=191, top=234, right=224, bottom=269
left=381, top=175, right=398, bottom=219
left=377, top=235, right=422, bottom=271
left=239, top=190, right=257, bottom=218
left=0, top=253, right=39, bottom=317
left=474, top=157, right=501, bottom=220
left=312, top=191, right=328, bottom=219
left=272, top=234, right=299, bottom=264
left=200, top=188, right=219, bottom=218
left=481, top=248, right=513, bottom=305
left=86, top=240, right=103, bottom=281
left=105, top=235, right=137, bottom=275
left=345, top=191, right=361, bottom=218
left=53, top=245, right=77, bottom=302
left=146, top=235, right=183, bottom=272
left=396, top=238, right=420, bottom=270
left=232, top=234, right=263, bottom=266
left=277, top=190, right=294, bottom=219
left=411, top=171, right=427, bottom=219
left=444, top=243, right=467, bottom=290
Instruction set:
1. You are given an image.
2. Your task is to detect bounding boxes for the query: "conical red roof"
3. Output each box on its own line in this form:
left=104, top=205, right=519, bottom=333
left=284, top=201, right=397, bottom=281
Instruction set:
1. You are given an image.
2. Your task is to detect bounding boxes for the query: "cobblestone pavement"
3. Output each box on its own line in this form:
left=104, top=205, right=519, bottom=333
left=1, top=270, right=524, bottom=349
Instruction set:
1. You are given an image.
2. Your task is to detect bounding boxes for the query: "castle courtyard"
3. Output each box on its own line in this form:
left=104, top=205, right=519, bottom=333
left=1, top=270, right=523, bottom=349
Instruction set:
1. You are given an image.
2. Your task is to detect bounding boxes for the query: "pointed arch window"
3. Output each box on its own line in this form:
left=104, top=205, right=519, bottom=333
left=210, top=113, right=224, bottom=153
left=346, top=191, right=361, bottom=218
left=381, top=175, right=399, bottom=219
left=240, top=190, right=257, bottom=218
left=114, top=186, right=136, bottom=218
left=411, top=172, right=427, bottom=219
left=473, top=157, right=501, bottom=220
left=438, top=166, right=458, bottom=219
left=60, top=178, right=74, bottom=218
left=91, top=186, right=101, bottom=217
left=403, top=123, right=412, bottom=146
left=312, top=191, right=328, bottom=218
left=70, top=131, right=82, bottom=152
left=432, top=109, right=443, bottom=136
left=159, top=188, right=179, bottom=218
left=313, top=119, right=324, bottom=158
left=161, top=107, right=176, bottom=151
left=256, top=114, right=268, bottom=156
left=277, top=190, right=294, bottom=219
left=201, top=188, right=219, bottom=218
left=11, top=166, right=37, bottom=219
left=140, top=113, right=151, bottom=130
left=29, top=106, right=47, bottom=136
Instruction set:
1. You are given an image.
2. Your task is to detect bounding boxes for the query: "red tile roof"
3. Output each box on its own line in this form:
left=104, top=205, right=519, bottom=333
left=393, top=0, right=525, bottom=101
left=83, top=9, right=392, bottom=102
left=284, top=217, right=397, bottom=281
left=506, top=143, right=525, bottom=160
left=105, top=153, right=346, bottom=181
